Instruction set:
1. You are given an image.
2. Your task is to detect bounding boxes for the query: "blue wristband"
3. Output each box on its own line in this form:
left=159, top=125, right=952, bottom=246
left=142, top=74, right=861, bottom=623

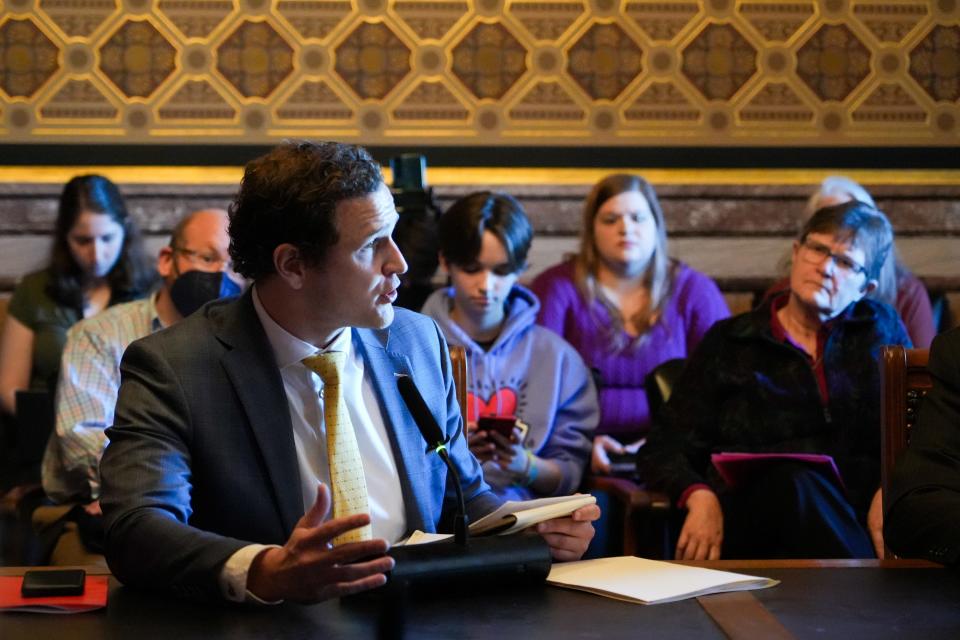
left=522, top=450, right=538, bottom=487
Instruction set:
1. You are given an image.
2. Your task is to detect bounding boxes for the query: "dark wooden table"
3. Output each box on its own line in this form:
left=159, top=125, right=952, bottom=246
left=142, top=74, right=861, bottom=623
left=2, top=560, right=958, bottom=639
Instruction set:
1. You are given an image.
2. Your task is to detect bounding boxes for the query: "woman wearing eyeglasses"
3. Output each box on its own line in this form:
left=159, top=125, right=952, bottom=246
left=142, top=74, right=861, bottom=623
left=638, top=201, right=910, bottom=561
left=766, top=176, right=935, bottom=348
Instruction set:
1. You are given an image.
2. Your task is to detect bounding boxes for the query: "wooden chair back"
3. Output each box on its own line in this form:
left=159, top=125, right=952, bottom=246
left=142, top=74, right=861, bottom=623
left=880, top=345, right=931, bottom=516
left=0, top=293, right=9, bottom=329
left=644, top=358, right=686, bottom=422
left=449, top=345, right=468, bottom=420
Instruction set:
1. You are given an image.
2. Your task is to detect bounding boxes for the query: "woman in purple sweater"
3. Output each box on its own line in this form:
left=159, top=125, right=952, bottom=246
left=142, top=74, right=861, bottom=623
left=531, top=174, right=730, bottom=475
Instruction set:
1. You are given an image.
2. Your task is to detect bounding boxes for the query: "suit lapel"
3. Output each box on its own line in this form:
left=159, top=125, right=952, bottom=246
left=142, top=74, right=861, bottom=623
left=216, top=292, right=303, bottom=534
left=354, top=328, right=431, bottom=532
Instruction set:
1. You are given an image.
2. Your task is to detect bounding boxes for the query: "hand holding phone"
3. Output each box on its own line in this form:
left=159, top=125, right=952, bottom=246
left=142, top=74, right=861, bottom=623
left=476, top=416, right=531, bottom=476
left=477, top=415, right=528, bottom=442
left=607, top=438, right=646, bottom=476
left=477, top=415, right=517, bottom=439
left=466, top=420, right=497, bottom=463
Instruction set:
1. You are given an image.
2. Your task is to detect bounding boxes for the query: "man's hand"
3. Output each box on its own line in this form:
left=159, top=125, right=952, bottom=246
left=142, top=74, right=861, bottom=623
left=536, top=503, right=600, bottom=561
left=467, top=421, right=497, bottom=464
left=83, top=500, right=102, bottom=517
left=867, top=487, right=884, bottom=559
left=246, top=484, right=394, bottom=603
left=590, top=435, right=624, bottom=474
left=676, top=489, right=723, bottom=561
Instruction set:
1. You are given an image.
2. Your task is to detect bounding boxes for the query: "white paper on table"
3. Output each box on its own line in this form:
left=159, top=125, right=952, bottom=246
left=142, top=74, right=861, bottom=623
left=547, top=556, right=779, bottom=605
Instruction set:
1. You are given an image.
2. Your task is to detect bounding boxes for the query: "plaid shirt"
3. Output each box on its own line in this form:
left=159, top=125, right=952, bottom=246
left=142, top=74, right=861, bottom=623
left=41, top=295, right=162, bottom=503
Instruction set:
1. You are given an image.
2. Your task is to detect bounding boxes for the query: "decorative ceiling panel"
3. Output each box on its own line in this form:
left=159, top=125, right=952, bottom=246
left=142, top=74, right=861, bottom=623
left=216, top=19, right=295, bottom=99
left=0, top=17, right=60, bottom=98
left=98, top=18, right=177, bottom=99
left=334, top=21, right=412, bottom=100
left=0, top=0, right=957, bottom=145
left=452, top=21, right=528, bottom=100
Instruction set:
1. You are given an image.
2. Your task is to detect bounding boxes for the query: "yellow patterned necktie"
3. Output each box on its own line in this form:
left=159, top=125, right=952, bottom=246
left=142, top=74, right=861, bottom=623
left=302, top=351, right=372, bottom=544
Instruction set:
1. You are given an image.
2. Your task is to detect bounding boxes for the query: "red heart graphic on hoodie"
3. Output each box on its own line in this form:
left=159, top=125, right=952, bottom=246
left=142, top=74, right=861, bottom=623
left=466, top=388, right=518, bottom=422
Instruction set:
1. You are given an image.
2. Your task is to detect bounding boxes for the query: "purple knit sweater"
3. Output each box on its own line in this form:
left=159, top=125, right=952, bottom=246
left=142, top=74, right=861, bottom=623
left=530, top=260, right=730, bottom=443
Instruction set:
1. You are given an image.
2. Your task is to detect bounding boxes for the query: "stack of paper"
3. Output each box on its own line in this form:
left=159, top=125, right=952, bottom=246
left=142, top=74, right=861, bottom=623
left=547, top=556, right=778, bottom=605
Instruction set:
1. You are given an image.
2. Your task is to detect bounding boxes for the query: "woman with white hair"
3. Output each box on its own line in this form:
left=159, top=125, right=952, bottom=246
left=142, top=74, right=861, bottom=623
left=769, top=176, right=935, bottom=348
left=641, top=201, right=911, bottom=560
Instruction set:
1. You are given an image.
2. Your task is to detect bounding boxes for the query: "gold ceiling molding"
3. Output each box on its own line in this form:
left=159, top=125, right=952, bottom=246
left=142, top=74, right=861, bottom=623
left=0, top=0, right=957, bottom=146
left=1, top=166, right=959, bottom=185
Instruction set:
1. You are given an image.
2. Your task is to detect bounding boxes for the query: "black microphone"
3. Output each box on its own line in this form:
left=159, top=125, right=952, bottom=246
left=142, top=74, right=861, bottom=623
left=378, top=373, right=552, bottom=599
left=396, top=374, right=446, bottom=452
left=396, top=373, right=467, bottom=545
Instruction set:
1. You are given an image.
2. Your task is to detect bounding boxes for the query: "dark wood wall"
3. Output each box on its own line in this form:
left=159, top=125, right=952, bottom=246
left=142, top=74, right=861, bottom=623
left=1, top=176, right=958, bottom=322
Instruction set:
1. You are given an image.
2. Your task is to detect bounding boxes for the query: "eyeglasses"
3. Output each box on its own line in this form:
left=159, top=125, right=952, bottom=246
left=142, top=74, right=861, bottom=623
left=799, top=239, right=867, bottom=276
left=172, top=246, right=232, bottom=271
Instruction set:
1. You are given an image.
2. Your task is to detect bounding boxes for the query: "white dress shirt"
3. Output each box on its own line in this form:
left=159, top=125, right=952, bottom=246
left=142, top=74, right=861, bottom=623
left=219, top=287, right=406, bottom=602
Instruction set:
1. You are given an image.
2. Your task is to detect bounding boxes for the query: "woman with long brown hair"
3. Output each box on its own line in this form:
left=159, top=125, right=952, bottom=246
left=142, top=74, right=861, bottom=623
left=531, top=174, right=729, bottom=475
left=0, top=175, right=155, bottom=415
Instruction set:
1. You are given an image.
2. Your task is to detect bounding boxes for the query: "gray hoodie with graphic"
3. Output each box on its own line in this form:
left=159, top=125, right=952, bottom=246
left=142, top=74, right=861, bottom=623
left=422, top=284, right=598, bottom=501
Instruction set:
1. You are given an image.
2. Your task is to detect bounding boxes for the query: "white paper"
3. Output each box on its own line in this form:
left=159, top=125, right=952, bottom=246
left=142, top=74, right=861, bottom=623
left=547, top=556, right=779, bottom=605
left=398, top=530, right=453, bottom=546
left=469, top=493, right=597, bottom=535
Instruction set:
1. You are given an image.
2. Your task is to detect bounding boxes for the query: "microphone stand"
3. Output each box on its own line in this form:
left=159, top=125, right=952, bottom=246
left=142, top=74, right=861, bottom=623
left=433, top=443, right=467, bottom=546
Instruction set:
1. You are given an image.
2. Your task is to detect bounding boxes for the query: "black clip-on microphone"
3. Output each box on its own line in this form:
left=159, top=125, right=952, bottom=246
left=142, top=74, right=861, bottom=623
left=381, top=374, right=552, bottom=596
left=395, top=374, right=468, bottom=546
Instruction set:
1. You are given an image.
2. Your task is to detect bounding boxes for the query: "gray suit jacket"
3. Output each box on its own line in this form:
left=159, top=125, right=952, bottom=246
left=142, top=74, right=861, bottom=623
left=100, top=291, right=499, bottom=599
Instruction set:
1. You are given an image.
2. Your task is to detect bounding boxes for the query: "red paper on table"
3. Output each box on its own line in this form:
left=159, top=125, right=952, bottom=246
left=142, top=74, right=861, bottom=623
left=711, top=452, right=845, bottom=492
left=0, top=575, right=108, bottom=613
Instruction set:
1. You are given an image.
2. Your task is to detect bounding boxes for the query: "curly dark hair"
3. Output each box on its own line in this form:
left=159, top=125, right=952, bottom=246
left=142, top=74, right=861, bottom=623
left=47, top=174, right=156, bottom=310
left=228, top=140, right=384, bottom=281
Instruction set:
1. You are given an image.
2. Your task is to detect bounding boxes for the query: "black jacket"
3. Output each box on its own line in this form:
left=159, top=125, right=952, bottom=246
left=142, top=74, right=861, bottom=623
left=885, top=327, right=960, bottom=565
left=639, top=294, right=910, bottom=518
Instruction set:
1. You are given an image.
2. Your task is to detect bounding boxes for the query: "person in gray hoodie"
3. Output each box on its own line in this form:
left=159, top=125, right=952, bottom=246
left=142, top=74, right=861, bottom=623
left=422, top=191, right=598, bottom=501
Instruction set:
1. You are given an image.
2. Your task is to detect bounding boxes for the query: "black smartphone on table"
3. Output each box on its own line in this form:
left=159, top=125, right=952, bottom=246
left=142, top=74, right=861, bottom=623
left=21, top=569, right=86, bottom=597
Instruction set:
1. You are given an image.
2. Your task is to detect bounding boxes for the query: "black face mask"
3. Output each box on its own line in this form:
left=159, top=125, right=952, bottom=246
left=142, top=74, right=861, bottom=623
left=169, top=271, right=242, bottom=318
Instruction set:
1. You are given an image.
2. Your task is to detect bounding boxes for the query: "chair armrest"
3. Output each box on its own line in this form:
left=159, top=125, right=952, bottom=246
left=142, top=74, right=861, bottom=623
left=586, top=476, right=671, bottom=510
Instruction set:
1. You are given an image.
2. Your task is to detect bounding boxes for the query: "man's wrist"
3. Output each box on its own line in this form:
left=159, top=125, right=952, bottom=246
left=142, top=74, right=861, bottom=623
left=218, top=544, right=282, bottom=604
left=246, top=547, right=282, bottom=602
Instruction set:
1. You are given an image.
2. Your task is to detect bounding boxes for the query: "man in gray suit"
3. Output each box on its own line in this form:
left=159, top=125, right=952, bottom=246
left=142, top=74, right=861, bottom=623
left=100, top=141, right=599, bottom=603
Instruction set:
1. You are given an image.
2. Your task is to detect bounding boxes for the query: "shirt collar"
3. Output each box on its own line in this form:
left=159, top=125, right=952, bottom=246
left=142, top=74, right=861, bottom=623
left=769, top=290, right=847, bottom=348
left=251, top=284, right=351, bottom=370
left=148, top=291, right=163, bottom=332
left=769, top=292, right=791, bottom=344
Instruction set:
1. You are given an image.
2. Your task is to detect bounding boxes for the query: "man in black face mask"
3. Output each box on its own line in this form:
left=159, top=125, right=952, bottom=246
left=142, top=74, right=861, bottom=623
left=162, top=209, right=244, bottom=320
left=38, top=208, right=242, bottom=564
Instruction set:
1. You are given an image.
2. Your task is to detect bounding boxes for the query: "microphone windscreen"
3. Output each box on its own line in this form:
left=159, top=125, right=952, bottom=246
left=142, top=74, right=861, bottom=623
left=396, top=374, right=446, bottom=448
